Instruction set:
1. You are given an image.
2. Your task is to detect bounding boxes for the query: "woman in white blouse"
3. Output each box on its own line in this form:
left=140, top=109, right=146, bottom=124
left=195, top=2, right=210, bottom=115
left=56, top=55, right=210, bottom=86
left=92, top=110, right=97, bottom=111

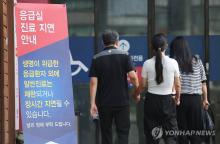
left=134, top=33, right=181, bottom=144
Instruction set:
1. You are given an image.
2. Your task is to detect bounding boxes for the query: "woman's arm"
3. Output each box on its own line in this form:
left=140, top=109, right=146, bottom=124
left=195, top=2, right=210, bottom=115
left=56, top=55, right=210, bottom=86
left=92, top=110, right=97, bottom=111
left=174, top=76, right=181, bottom=105
left=202, top=82, right=209, bottom=110
left=133, top=78, right=148, bottom=102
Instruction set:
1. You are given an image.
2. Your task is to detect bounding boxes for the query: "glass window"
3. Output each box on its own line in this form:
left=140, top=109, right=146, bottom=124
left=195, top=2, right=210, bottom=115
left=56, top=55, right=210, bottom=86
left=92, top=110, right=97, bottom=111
left=95, top=0, right=148, bottom=144
left=52, top=0, right=94, bottom=36
left=67, top=0, right=94, bottom=36
left=155, top=0, right=204, bottom=35
left=155, top=0, right=205, bottom=60
left=210, top=0, right=220, bottom=35
left=66, top=1, right=95, bottom=144
left=96, top=0, right=148, bottom=36
left=51, top=1, right=95, bottom=144
left=209, top=1, right=220, bottom=143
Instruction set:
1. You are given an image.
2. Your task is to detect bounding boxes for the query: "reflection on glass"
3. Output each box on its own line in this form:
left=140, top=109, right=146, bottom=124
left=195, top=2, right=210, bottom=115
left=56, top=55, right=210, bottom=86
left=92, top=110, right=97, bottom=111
left=67, top=0, right=94, bottom=36
left=51, top=0, right=94, bottom=36
left=96, top=0, right=148, bottom=144
left=99, top=0, right=148, bottom=36
left=210, top=0, right=220, bottom=35
left=51, top=1, right=95, bottom=144
left=209, top=0, right=220, bottom=143
left=156, top=0, right=204, bottom=35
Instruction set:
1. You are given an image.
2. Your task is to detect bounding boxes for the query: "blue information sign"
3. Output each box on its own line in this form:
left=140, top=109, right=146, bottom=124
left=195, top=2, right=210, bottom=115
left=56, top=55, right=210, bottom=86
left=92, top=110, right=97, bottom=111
left=19, top=39, right=77, bottom=144
left=210, top=36, right=220, bottom=81
left=69, top=35, right=220, bottom=82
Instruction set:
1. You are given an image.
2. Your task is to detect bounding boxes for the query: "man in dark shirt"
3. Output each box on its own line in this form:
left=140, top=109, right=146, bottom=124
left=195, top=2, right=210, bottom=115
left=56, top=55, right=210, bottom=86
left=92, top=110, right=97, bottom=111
left=89, top=30, right=139, bottom=144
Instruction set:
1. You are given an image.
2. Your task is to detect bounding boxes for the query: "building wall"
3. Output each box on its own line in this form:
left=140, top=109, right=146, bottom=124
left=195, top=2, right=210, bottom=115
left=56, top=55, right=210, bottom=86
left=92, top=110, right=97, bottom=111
left=0, top=0, right=15, bottom=144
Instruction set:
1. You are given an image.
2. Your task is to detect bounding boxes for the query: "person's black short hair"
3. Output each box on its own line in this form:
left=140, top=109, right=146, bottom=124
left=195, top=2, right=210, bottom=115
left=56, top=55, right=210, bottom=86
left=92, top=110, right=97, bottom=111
left=102, top=29, right=119, bottom=46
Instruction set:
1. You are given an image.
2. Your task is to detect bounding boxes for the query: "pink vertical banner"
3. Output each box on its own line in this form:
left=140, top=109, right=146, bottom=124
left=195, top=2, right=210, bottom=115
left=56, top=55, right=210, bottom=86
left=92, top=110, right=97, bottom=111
left=17, top=0, right=49, bottom=3
left=15, top=3, right=77, bottom=144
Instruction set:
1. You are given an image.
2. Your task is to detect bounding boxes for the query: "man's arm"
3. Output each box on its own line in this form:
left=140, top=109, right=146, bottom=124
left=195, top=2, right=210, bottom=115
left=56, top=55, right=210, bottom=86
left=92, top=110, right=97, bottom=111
left=90, top=77, right=98, bottom=118
left=128, top=71, right=140, bottom=102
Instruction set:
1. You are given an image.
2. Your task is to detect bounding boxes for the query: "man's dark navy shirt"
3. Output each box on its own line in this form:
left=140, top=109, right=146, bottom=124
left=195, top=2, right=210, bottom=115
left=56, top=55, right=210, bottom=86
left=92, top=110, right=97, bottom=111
left=89, top=46, right=134, bottom=107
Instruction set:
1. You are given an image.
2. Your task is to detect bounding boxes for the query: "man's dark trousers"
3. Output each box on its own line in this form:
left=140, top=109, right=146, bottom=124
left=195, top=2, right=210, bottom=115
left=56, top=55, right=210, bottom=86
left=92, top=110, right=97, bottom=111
left=98, top=106, right=130, bottom=144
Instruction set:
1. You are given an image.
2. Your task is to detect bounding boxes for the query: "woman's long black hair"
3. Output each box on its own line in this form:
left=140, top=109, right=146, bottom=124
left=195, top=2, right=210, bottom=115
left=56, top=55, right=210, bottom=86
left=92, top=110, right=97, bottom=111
left=151, top=33, right=167, bottom=85
left=170, top=36, right=193, bottom=73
